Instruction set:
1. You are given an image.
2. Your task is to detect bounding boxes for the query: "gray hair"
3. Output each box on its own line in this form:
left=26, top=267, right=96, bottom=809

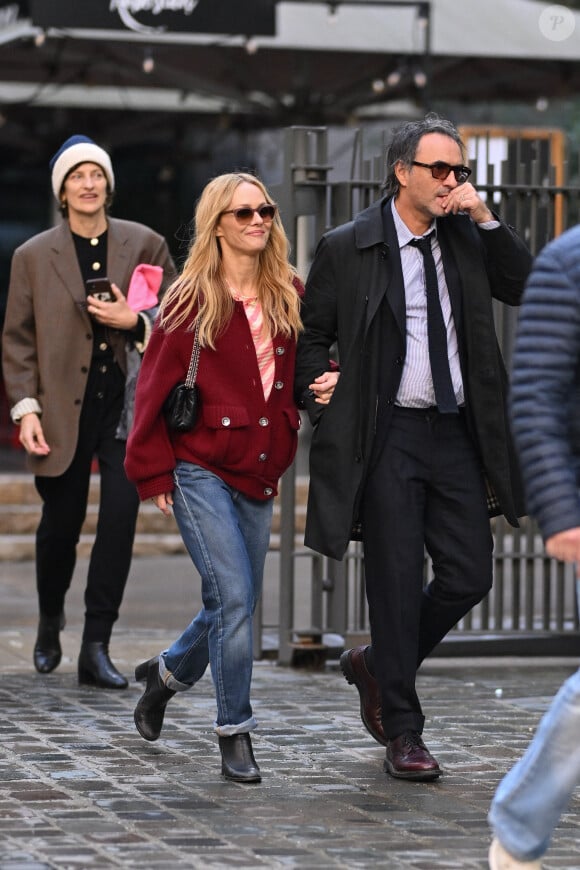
left=384, top=113, right=466, bottom=197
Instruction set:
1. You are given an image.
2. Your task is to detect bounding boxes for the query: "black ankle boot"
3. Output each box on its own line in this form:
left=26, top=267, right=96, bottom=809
left=218, top=733, right=261, bottom=783
left=134, top=656, right=176, bottom=741
left=33, top=612, right=65, bottom=674
left=78, top=642, right=128, bottom=689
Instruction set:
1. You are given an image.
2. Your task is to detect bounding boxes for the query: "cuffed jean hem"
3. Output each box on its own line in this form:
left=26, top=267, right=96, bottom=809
left=159, top=656, right=195, bottom=692
left=161, top=654, right=258, bottom=732
left=487, top=812, right=547, bottom=863
left=488, top=666, right=580, bottom=862
left=214, top=716, right=257, bottom=736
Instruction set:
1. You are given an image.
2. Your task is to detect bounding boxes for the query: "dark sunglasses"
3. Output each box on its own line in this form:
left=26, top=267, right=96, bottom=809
left=412, top=161, right=472, bottom=184
left=221, top=204, right=277, bottom=224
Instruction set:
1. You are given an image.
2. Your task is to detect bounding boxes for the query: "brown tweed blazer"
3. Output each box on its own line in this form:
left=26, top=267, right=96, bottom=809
left=2, top=216, right=176, bottom=476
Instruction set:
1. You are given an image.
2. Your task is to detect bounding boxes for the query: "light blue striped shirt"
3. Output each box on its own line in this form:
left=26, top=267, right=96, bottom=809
left=392, top=200, right=464, bottom=409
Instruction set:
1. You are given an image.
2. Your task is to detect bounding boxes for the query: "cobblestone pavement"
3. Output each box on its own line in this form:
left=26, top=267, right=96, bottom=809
left=1, top=558, right=579, bottom=869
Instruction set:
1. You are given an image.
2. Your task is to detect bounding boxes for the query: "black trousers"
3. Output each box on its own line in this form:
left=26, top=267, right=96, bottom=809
left=35, top=362, right=139, bottom=644
left=361, top=406, right=493, bottom=738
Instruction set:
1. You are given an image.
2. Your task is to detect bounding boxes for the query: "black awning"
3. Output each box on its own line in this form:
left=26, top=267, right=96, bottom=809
left=29, top=0, right=276, bottom=37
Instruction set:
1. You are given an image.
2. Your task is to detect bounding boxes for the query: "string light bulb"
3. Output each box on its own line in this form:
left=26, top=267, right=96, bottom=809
left=413, top=69, right=427, bottom=88
left=142, top=49, right=154, bottom=74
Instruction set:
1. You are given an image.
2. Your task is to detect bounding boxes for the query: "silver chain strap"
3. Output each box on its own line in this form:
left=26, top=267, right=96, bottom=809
left=184, top=319, right=201, bottom=388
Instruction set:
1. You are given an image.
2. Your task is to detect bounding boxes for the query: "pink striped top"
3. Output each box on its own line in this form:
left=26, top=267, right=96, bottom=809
left=235, top=296, right=275, bottom=401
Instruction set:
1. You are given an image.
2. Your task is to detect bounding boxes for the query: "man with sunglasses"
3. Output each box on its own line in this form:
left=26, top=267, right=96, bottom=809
left=295, top=113, right=532, bottom=782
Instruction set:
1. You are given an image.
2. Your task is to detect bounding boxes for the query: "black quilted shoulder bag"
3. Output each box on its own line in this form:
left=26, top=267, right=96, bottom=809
left=163, top=320, right=201, bottom=432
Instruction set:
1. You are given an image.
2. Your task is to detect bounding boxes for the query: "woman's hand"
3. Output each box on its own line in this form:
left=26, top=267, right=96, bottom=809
left=19, top=413, right=50, bottom=456
left=309, top=371, right=340, bottom=405
left=151, top=492, right=174, bottom=516
left=87, top=282, right=139, bottom=330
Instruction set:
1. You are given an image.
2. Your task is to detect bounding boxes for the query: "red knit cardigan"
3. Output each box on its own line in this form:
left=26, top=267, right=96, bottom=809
left=125, top=295, right=302, bottom=502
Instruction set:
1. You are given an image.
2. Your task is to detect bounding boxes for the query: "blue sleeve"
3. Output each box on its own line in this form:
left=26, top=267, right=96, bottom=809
left=510, top=230, right=580, bottom=539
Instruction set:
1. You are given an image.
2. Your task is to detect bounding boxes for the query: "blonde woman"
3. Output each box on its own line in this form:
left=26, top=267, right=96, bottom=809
left=125, top=172, right=336, bottom=782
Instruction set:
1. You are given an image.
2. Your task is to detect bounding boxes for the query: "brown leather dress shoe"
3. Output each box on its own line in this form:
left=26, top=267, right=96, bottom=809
left=340, top=646, right=387, bottom=746
left=384, top=731, right=441, bottom=781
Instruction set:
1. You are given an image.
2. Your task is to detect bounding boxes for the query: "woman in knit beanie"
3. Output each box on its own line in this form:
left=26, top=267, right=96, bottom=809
left=2, top=134, right=176, bottom=688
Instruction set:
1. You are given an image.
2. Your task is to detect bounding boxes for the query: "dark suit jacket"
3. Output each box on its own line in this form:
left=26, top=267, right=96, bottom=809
left=294, top=196, right=533, bottom=560
left=2, top=217, right=176, bottom=477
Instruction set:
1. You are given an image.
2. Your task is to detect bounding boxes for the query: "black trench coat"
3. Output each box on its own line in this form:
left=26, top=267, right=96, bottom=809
left=294, top=196, right=533, bottom=561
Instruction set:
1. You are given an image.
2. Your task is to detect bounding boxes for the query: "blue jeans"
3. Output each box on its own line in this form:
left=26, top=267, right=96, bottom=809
left=488, top=666, right=580, bottom=861
left=159, top=462, right=273, bottom=735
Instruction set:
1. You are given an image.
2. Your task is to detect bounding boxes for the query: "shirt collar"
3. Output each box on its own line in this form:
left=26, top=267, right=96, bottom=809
left=391, top=199, right=437, bottom=249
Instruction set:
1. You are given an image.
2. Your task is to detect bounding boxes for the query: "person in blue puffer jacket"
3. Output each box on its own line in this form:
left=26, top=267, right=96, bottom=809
left=488, top=225, right=580, bottom=870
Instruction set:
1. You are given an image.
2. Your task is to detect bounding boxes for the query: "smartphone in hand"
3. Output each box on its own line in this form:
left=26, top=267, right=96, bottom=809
left=86, top=277, right=114, bottom=302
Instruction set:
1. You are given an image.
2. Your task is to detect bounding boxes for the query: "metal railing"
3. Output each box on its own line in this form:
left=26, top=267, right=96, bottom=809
left=265, top=125, right=580, bottom=663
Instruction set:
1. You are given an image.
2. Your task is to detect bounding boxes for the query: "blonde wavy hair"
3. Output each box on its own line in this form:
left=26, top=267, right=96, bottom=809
left=159, top=172, right=302, bottom=347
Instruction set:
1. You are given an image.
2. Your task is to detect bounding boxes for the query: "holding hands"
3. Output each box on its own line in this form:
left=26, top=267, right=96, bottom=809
left=308, top=370, right=340, bottom=405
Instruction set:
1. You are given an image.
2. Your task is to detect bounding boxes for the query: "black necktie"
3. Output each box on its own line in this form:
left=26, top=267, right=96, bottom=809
left=409, top=233, right=458, bottom=414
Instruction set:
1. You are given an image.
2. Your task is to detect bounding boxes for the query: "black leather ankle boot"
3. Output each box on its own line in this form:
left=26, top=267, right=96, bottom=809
left=134, top=656, right=176, bottom=741
left=78, top=642, right=128, bottom=689
left=218, top=733, right=261, bottom=783
left=33, top=612, right=65, bottom=674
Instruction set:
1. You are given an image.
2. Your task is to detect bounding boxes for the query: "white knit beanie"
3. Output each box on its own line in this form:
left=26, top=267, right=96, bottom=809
left=49, top=134, right=115, bottom=201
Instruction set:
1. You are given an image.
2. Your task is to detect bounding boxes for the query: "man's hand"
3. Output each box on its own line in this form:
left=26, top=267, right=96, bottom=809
left=442, top=182, right=494, bottom=224
left=87, top=282, right=139, bottom=330
left=309, top=371, right=340, bottom=405
left=545, top=528, right=580, bottom=575
left=19, top=413, right=50, bottom=456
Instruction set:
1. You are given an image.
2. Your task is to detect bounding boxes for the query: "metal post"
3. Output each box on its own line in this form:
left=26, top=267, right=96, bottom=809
left=277, top=466, right=296, bottom=665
